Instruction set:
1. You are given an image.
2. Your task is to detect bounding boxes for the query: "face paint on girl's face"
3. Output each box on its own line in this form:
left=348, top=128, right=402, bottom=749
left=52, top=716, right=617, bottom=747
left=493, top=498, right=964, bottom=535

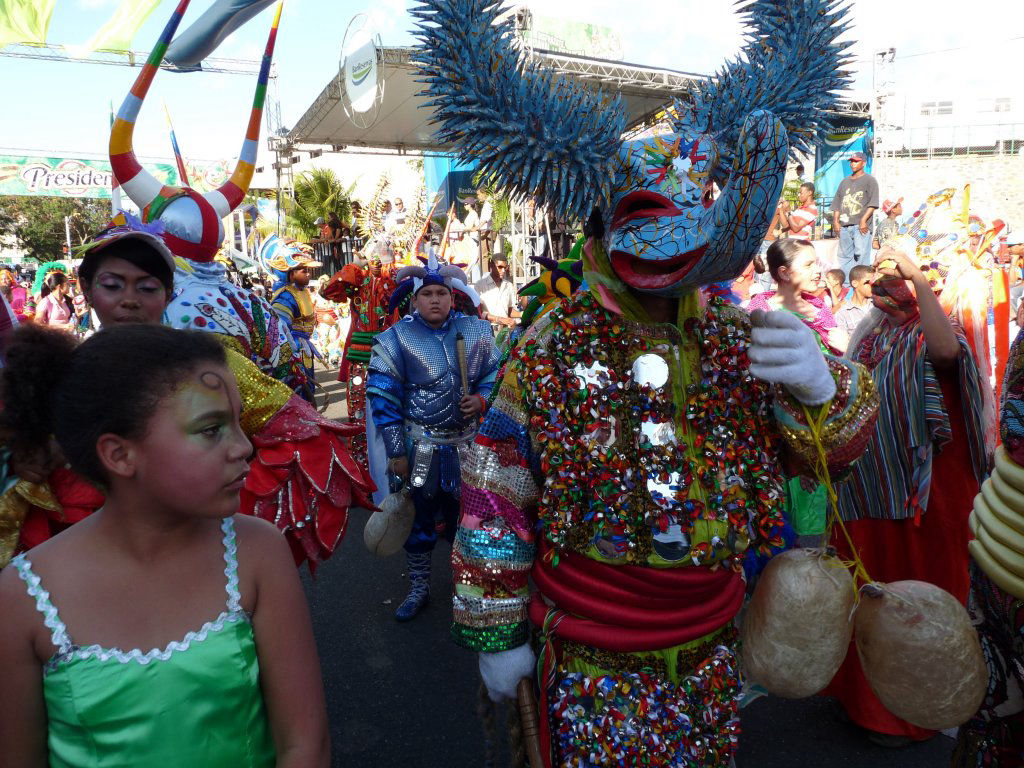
left=131, top=365, right=252, bottom=519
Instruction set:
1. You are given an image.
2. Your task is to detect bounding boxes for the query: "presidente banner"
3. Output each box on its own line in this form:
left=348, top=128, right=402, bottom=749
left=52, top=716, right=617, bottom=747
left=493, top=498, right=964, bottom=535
left=0, top=154, right=232, bottom=199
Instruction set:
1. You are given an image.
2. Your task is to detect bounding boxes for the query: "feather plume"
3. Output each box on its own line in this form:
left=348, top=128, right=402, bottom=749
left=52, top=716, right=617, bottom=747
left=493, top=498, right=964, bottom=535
left=678, top=0, right=854, bottom=181
left=412, top=0, right=627, bottom=223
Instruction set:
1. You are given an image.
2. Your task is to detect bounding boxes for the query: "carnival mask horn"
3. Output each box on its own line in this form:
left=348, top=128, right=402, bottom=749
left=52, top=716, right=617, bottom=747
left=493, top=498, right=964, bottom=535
left=414, top=0, right=852, bottom=297
left=109, top=0, right=283, bottom=262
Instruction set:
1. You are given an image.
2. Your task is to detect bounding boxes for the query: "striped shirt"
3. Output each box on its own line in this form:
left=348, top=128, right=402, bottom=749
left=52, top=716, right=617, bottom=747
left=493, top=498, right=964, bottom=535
left=838, top=318, right=988, bottom=521
left=787, top=203, right=817, bottom=238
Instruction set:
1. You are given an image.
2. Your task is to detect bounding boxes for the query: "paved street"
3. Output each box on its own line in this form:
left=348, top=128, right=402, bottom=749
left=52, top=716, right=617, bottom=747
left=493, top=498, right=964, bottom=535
left=307, top=367, right=955, bottom=767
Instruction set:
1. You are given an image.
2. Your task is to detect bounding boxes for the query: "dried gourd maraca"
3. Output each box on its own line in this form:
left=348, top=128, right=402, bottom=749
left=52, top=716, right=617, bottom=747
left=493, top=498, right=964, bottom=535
left=363, top=489, right=415, bottom=557
left=855, top=580, right=987, bottom=730
left=741, top=548, right=855, bottom=698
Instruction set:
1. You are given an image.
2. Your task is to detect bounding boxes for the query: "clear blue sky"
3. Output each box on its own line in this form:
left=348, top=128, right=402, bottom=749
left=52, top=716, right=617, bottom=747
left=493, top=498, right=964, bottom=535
left=0, top=0, right=1017, bottom=167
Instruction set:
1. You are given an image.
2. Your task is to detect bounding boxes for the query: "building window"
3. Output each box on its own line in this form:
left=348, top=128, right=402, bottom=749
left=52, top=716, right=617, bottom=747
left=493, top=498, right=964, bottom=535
left=996, top=97, right=1012, bottom=113
left=921, top=100, right=953, bottom=116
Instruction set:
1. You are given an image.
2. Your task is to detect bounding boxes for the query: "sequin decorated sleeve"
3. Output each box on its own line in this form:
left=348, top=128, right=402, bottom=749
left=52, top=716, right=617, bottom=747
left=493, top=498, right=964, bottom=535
left=366, top=330, right=408, bottom=460
left=453, top=352, right=540, bottom=653
left=473, top=330, right=501, bottom=402
left=221, top=347, right=293, bottom=437
left=772, top=356, right=880, bottom=477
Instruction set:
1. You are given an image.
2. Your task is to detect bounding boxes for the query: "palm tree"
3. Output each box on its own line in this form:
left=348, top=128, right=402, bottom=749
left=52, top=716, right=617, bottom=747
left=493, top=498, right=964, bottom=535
left=287, top=168, right=358, bottom=240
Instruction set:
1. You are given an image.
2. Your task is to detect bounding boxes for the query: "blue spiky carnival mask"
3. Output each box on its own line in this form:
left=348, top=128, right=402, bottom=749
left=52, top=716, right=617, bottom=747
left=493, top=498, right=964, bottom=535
left=414, top=0, right=852, bottom=298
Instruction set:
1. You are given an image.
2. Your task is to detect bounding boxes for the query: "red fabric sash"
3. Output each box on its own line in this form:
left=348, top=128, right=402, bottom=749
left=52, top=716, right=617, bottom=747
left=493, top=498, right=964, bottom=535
left=527, top=541, right=745, bottom=767
left=527, top=540, right=744, bottom=653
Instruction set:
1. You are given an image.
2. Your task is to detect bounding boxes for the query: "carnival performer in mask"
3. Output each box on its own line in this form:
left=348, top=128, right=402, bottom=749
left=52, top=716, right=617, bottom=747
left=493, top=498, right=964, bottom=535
left=261, top=235, right=322, bottom=403
left=0, top=214, right=373, bottom=572
left=366, top=255, right=497, bottom=621
left=323, top=250, right=400, bottom=481
left=414, top=0, right=879, bottom=764
left=826, top=232, right=992, bottom=744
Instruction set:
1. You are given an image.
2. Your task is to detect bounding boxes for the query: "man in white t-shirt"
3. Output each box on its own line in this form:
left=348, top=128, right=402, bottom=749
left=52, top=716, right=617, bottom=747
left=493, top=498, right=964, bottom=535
left=473, top=253, right=519, bottom=327
left=384, top=198, right=406, bottom=232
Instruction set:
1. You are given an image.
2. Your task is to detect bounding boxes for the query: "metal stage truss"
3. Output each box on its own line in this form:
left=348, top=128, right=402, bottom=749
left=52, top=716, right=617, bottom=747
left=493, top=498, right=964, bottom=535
left=288, top=45, right=868, bottom=156
left=0, top=43, right=263, bottom=76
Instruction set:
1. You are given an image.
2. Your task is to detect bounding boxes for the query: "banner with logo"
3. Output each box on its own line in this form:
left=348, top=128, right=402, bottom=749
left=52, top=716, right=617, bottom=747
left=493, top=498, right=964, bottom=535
left=814, top=117, right=874, bottom=208
left=0, top=154, right=232, bottom=198
left=343, top=37, right=377, bottom=113
left=423, top=154, right=478, bottom=221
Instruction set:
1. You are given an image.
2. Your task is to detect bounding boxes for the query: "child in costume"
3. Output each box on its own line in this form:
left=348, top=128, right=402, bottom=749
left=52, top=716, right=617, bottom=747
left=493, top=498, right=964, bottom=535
left=0, top=324, right=329, bottom=768
left=366, top=255, right=498, bottom=621
left=260, top=235, right=323, bottom=403
left=0, top=217, right=373, bottom=571
left=414, top=1, right=878, bottom=764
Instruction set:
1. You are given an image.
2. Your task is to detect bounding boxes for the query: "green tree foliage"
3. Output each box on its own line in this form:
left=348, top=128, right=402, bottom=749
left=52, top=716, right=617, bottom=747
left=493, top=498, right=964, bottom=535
left=287, top=168, right=357, bottom=241
left=0, top=196, right=111, bottom=262
left=470, top=172, right=510, bottom=231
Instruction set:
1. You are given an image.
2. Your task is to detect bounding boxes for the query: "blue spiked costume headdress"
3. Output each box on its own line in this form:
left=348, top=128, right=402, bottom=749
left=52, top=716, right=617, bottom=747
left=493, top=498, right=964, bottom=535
left=414, top=0, right=853, bottom=300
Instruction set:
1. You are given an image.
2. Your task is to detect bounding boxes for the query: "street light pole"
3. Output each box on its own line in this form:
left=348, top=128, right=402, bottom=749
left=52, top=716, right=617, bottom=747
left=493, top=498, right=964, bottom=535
left=64, top=215, right=72, bottom=259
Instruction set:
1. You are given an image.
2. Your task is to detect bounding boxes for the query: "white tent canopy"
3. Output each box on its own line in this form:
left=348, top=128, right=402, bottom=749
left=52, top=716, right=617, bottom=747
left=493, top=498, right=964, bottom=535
left=287, top=46, right=706, bottom=153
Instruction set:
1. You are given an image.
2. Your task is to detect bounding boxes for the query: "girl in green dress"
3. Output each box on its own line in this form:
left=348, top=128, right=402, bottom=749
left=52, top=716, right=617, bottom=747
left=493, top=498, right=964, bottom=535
left=0, top=324, right=330, bottom=768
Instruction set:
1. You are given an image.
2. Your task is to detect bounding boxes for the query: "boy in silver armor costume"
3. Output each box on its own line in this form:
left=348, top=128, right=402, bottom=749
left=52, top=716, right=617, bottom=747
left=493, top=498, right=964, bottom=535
left=367, top=256, right=500, bottom=621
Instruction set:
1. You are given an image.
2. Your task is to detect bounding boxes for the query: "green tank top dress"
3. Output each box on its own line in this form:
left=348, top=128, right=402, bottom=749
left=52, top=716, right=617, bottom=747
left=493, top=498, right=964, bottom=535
left=12, top=517, right=276, bottom=768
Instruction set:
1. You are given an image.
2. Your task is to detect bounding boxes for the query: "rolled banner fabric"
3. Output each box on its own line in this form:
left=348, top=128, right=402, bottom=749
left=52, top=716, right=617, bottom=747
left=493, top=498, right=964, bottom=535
left=166, top=0, right=276, bottom=68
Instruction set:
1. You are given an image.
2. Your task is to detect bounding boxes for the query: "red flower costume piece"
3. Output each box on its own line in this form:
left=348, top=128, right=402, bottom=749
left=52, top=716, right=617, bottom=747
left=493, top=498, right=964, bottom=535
left=11, top=467, right=104, bottom=556
left=240, top=394, right=375, bottom=570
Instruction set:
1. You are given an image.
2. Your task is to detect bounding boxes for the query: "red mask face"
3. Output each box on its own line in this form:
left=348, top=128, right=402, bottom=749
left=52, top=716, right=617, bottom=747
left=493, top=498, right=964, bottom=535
left=871, top=276, right=917, bottom=316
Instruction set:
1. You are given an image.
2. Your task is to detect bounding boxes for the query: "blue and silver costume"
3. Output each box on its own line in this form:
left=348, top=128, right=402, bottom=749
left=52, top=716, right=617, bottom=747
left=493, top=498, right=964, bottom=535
left=367, top=310, right=499, bottom=553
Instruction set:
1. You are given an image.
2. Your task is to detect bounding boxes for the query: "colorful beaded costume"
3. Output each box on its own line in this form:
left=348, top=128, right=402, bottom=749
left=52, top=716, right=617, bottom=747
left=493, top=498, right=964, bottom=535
left=413, top=0, right=880, bottom=764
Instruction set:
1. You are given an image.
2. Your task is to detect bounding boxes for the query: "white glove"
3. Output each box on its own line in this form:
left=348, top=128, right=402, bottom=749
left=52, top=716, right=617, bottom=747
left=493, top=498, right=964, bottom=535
left=478, top=644, right=536, bottom=702
left=747, top=309, right=836, bottom=406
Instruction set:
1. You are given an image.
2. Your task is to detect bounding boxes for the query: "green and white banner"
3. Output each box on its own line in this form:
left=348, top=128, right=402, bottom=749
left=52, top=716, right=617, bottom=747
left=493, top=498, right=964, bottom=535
left=0, top=154, right=232, bottom=198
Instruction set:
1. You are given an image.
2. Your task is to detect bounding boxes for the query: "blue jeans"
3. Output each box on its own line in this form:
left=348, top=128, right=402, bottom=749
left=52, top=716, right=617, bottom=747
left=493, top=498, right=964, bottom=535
left=838, top=225, right=872, bottom=280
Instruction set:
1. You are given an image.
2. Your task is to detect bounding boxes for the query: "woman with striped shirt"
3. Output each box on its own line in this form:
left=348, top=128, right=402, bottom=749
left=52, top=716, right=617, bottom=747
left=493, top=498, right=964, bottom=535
left=825, top=246, right=990, bottom=746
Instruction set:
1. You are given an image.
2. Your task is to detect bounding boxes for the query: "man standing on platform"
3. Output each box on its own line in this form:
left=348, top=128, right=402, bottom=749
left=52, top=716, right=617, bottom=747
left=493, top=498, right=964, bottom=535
left=831, top=152, right=879, bottom=279
left=474, top=253, right=519, bottom=328
left=476, top=188, right=495, bottom=267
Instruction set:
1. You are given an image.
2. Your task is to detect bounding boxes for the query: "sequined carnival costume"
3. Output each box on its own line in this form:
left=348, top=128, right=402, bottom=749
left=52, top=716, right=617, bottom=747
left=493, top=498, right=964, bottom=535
left=325, top=257, right=401, bottom=499
left=260, top=235, right=323, bottom=403
left=413, top=0, right=879, bottom=764
left=366, top=256, right=497, bottom=621
left=0, top=1, right=375, bottom=573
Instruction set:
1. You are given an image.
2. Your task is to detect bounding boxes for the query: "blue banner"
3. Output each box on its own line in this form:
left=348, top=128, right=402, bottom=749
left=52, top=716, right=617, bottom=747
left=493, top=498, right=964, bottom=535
left=423, top=154, right=478, bottom=221
left=815, top=117, right=874, bottom=211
